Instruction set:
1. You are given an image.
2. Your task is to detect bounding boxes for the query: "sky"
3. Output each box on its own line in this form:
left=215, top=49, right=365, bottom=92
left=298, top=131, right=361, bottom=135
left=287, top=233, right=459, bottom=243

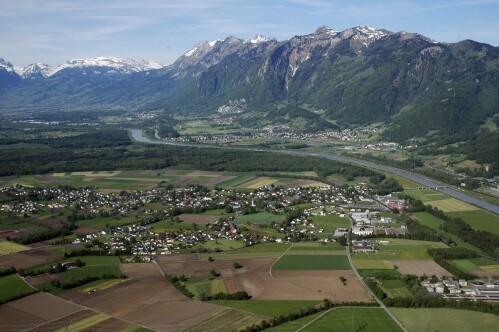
left=1, top=0, right=498, bottom=67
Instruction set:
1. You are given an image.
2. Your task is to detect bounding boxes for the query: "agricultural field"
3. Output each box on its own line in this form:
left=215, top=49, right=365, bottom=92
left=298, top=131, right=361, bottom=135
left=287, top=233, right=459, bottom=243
left=426, top=198, right=479, bottom=212
left=390, top=260, right=451, bottom=278
left=404, top=189, right=449, bottom=202
left=183, top=308, right=265, bottom=332
left=58, top=265, right=122, bottom=283
left=0, top=241, right=29, bottom=255
left=273, top=255, right=350, bottom=270
left=186, top=279, right=227, bottom=299
left=209, top=300, right=320, bottom=317
left=449, top=258, right=499, bottom=277
left=178, top=214, right=219, bottom=225
left=0, top=168, right=330, bottom=192
left=0, top=248, right=62, bottom=270
left=379, top=279, right=413, bottom=298
left=353, top=239, right=448, bottom=261
left=235, top=212, right=286, bottom=225
left=265, top=307, right=401, bottom=332
left=0, top=274, right=36, bottom=303
left=391, top=308, right=499, bottom=332
left=0, top=292, right=83, bottom=331
left=410, top=212, right=484, bottom=252
left=446, top=210, right=499, bottom=235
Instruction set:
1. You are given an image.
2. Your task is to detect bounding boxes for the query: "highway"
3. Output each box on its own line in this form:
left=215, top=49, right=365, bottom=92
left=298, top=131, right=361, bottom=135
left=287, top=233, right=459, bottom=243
left=129, top=129, right=499, bottom=215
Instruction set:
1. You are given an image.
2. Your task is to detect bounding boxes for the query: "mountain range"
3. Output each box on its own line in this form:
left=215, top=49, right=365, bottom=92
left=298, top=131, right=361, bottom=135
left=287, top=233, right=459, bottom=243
left=1, top=26, right=498, bottom=143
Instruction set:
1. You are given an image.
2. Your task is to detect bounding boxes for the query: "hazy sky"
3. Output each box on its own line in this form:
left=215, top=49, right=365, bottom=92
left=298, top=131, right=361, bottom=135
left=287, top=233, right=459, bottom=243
left=2, top=0, right=498, bottom=66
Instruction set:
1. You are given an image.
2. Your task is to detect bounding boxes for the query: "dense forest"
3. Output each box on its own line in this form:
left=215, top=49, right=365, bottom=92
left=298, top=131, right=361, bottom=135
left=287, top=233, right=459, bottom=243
left=0, top=129, right=375, bottom=180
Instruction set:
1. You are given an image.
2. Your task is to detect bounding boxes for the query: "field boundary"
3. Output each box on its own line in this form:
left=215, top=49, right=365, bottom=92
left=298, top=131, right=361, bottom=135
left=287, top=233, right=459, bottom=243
left=269, top=243, right=293, bottom=278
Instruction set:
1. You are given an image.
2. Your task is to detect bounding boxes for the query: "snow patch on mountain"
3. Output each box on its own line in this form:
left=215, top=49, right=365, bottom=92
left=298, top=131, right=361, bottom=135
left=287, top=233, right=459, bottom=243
left=49, top=57, right=163, bottom=75
left=249, top=35, right=269, bottom=44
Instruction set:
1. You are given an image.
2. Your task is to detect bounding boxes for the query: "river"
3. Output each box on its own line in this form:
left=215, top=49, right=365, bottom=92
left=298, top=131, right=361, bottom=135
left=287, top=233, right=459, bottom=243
left=130, top=129, right=499, bottom=215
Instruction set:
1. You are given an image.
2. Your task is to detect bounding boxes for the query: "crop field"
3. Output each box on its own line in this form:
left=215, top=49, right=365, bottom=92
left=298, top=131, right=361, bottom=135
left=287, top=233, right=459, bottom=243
left=266, top=307, right=401, bottom=332
left=75, top=275, right=222, bottom=331
left=358, top=269, right=402, bottom=279
left=230, top=270, right=371, bottom=302
left=235, top=212, right=286, bottom=225
left=380, top=279, right=413, bottom=298
left=26, top=255, right=121, bottom=274
left=0, top=248, right=61, bottom=269
left=217, top=173, right=257, bottom=188
left=354, top=259, right=393, bottom=269
left=404, top=189, right=448, bottom=202
left=273, top=255, right=350, bottom=270
left=52, top=312, right=110, bottom=332
left=157, top=256, right=274, bottom=279
left=58, top=265, right=123, bottom=282
left=390, top=260, right=451, bottom=277
left=354, top=239, right=448, bottom=261
left=76, top=215, right=138, bottom=229
left=186, top=279, right=227, bottom=299
left=283, top=179, right=328, bottom=187
left=237, top=177, right=278, bottom=188
left=426, top=198, right=479, bottom=212
left=449, top=258, right=499, bottom=277
left=446, top=210, right=499, bottom=235
left=289, top=242, right=345, bottom=252
left=391, top=308, right=499, bottom=332
left=209, top=300, right=320, bottom=317
left=0, top=241, right=29, bottom=255
left=178, top=214, right=219, bottom=225
left=0, top=292, right=84, bottom=331
left=0, top=274, right=36, bottom=303
left=183, top=308, right=265, bottom=332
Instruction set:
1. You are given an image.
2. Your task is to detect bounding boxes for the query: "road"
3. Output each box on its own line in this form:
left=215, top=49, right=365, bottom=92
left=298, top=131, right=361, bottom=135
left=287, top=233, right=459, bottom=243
left=346, top=216, right=407, bottom=332
left=129, top=129, right=499, bottom=215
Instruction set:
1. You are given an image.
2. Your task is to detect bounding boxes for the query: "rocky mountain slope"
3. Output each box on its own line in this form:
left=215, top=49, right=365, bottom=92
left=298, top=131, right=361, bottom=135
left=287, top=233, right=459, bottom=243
left=1, top=26, right=497, bottom=143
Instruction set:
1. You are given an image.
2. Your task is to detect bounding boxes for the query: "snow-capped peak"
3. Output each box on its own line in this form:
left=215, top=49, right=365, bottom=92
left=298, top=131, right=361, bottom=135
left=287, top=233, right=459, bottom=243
left=249, top=35, right=269, bottom=44
left=0, top=58, right=16, bottom=73
left=354, top=26, right=389, bottom=39
left=16, top=63, right=52, bottom=79
left=183, top=39, right=222, bottom=58
left=208, top=39, right=222, bottom=47
left=44, top=57, right=164, bottom=76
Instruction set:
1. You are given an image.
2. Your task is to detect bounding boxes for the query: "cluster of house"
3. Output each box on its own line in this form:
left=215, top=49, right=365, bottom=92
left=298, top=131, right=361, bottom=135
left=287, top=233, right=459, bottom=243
left=73, top=216, right=249, bottom=256
left=157, top=125, right=358, bottom=144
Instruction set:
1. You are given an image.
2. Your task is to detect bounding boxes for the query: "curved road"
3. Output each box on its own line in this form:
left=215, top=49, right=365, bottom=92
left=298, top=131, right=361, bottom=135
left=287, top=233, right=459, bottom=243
left=129, top=129, right=499, bottom=215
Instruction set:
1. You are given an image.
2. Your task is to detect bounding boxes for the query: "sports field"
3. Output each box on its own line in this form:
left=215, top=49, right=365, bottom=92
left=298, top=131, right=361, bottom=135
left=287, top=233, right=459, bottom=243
left=310, top=214, right=349, bottom=233
left=391, top=308, right=499, bottom=332
left=273, top=255, right=350, bottom=270
left=235, top=212, right=286, bottom=225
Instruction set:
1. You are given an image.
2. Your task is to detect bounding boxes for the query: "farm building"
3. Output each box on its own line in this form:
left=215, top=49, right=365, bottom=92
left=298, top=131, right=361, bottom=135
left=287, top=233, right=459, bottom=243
left=352, top=240, right=375, bottom=253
